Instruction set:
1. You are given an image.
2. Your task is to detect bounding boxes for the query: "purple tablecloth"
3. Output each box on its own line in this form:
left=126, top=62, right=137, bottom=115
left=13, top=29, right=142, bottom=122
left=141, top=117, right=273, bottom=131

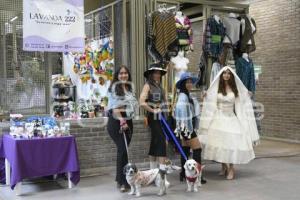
left=0, top=134, right=80, bottom=189
left=0, top=135, right=5, bottom=184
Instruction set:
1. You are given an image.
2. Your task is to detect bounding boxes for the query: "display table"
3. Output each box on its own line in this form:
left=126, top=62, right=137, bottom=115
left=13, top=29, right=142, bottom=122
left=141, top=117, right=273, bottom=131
left=0, top=134, right=5, bottom=184
left=0, top=134, right=80, bottom=192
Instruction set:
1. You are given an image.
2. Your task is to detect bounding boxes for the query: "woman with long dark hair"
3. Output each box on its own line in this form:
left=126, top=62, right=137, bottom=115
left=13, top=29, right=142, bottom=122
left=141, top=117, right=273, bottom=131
left=107, top=65, right=137, bottom=192
left=174, top=72, right=206, bottom=184
left=199, top=66, right=259, bottom=180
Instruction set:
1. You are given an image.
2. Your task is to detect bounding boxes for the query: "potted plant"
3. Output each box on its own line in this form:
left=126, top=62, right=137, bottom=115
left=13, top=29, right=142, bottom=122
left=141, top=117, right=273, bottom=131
left=68, top=101, right=79, bottom=119
left=87, top=101, right=95, bottom=118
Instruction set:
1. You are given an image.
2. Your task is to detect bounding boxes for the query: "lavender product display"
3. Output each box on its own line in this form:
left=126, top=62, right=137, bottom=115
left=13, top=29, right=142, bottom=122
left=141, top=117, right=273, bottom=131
left=9, top=116, right=70, bottom=139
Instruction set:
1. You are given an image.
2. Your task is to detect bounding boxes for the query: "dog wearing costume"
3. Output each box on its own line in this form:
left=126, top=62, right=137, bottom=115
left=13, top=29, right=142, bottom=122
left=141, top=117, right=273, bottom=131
left=124, top=161, right=180, bottom=197
left=184, top=159, right=205, bottom=192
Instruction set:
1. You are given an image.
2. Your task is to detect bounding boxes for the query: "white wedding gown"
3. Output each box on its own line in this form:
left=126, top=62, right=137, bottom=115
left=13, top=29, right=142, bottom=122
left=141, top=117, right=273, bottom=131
left=202, top=92, right=255, bottom=164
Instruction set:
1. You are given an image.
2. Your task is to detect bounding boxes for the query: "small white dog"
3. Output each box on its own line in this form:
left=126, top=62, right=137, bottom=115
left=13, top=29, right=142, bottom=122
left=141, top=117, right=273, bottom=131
left=184, top=159, right=205, bottom=192
left=124, top=161, right=180, bottom=197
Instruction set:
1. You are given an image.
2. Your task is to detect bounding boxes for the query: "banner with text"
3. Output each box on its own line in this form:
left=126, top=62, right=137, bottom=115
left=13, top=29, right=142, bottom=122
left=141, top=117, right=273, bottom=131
left=23, top=0, right=85, bottom=52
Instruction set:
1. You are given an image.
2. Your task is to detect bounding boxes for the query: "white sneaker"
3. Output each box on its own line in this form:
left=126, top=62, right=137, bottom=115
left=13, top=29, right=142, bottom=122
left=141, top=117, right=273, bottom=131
left=165, top=179, right=170, bottom=188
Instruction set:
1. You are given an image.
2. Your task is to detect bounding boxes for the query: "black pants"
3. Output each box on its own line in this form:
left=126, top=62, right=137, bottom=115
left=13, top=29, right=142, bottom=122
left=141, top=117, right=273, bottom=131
left=107, top=116, right=133, bottom=185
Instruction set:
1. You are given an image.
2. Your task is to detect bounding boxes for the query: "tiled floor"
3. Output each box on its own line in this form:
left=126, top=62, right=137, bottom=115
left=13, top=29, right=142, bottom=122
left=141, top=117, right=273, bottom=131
left=1, top=139, right=300, bottom=200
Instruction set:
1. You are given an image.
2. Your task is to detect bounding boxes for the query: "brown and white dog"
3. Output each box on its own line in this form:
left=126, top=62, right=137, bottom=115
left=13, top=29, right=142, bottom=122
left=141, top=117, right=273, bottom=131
left=124, top=161, right=180, bottom=197
left=184, top=159, right=205, bottom=192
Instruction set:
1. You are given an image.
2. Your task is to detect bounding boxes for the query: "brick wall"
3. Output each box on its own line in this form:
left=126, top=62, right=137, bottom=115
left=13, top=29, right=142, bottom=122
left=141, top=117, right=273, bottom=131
left=0, top=119, right=180, bottom=178
left=186, top=20, right=203, bottom=74
left=62, top=118, right=179, bottom=177
left=250, top=0, right=300, bottom=141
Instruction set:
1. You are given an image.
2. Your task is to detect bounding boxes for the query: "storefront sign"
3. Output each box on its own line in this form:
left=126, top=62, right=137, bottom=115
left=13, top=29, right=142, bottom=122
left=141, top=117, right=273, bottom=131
left=23, top=0, right=85, bottom=52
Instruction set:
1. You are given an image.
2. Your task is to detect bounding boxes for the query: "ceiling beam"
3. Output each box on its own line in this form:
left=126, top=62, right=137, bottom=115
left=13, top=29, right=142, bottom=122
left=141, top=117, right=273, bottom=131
left=182, top=5, right=203, bottom=16
left=175, top=0, right=249, bottom=9
left=85, top=0, right=121, bottom=13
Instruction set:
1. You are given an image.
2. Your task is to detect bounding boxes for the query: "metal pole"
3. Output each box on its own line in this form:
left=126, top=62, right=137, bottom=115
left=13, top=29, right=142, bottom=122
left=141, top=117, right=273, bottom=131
left=130, top=0, right=137, bottom=94
left=122, top=0, right=128, bottom=65
left=44, top=52, right=52, bottom=114
left=12, top=22, right=17, bottom=78
left=206, top=6, right=212, bottom=88
left=112, top=4, right=115, bottom=39
left=92, top=13, right=95, bottom=39
left=2, top=24, right=7, bottom=111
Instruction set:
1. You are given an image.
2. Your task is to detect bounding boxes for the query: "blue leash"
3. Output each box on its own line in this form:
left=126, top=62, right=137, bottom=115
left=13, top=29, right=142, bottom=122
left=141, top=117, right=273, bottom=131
left=159, top=113, right=188, bottom=161
left=160, top=120, right=170, bottom=141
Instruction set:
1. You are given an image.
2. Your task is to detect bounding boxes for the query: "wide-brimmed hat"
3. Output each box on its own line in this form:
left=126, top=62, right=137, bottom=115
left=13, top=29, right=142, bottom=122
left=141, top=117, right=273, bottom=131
left=144, top=63, right=167, bottom=78
left=176, top=72, right=199, bottom=89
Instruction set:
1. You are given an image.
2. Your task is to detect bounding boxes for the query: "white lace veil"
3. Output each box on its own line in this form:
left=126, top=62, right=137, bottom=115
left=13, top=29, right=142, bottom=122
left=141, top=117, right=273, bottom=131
left=199, top=66, right=260, bottom=143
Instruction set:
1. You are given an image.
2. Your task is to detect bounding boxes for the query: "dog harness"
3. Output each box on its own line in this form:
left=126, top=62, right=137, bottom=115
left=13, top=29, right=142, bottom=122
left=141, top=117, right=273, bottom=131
left=186, top=164, right=202, bottom=183
left=186, top=176, right=198, bottom=183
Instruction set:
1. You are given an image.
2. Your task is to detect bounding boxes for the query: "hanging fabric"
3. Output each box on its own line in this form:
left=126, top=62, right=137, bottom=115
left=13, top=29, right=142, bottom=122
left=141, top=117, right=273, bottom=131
left=239, top=15, right=257, bottom=54
left=175, top=12, right=193, bottom=51
left=151, top=11, right=177, bottom=62
left=223, top=15, right=241, bottom=46
left=146, top=13, right=163, bottom=63
left=203, top=15, right=226, bottom=58
left=197, top=52, right=208, bottom=87
left=235, top=57, right=256, bottom=93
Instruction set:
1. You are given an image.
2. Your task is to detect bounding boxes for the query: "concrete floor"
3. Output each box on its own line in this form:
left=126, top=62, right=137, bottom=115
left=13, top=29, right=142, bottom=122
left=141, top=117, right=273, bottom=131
left=1, top=139, right=300, bottom=200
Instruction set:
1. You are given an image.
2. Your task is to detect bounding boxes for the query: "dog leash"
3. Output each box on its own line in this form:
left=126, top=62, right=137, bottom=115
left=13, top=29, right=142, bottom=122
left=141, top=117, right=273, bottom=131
left=121, top=128, right=131, bottom=162
left=159, top=113, right=188, bottom=161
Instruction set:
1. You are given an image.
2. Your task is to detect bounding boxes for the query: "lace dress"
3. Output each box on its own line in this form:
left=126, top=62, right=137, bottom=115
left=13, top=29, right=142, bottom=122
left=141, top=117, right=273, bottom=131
left=202, top=92, right=255, bottom=164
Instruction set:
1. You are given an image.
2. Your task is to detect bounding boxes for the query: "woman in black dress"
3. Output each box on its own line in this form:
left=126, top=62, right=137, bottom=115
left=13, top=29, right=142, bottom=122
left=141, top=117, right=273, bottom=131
left=139, top=64, right=168, bottom=172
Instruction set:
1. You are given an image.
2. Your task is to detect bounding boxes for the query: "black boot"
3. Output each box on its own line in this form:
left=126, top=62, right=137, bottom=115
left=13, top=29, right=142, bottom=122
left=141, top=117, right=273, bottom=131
left=193, top=148, right=207, bottom=184
left=180, top=146, right=190, bottom=182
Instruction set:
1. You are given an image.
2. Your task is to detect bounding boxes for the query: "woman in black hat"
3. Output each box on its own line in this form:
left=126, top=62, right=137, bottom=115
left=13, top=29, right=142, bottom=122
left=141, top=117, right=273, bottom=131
left=139, top=64, right=168, bottom=175
left=174, top=72, right=206, bottom=184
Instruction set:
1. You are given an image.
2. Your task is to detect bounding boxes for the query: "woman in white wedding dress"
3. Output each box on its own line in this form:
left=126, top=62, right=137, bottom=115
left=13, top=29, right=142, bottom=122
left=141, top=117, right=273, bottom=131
left=199, top=66, right=259, bottom=180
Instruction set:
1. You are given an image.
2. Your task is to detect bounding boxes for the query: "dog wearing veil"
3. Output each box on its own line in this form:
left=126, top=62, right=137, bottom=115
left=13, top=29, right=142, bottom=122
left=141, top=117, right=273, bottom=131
left=198, top=66, right=260, bottom=180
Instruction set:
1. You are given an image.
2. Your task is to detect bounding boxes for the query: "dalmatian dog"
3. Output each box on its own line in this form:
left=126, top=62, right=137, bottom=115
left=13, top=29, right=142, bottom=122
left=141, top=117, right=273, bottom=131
left=184, top=159, right=205, bottom=192
left=124, top=161, right=180, bottom=197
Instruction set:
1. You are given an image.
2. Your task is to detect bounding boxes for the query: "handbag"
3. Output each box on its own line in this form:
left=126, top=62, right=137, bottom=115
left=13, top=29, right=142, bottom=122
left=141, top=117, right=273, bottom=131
left=144, top=116, right=148, bottom=127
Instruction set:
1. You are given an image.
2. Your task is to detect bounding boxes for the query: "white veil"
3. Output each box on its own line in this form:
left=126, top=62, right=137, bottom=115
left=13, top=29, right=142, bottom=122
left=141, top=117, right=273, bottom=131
left=199, top=66, right=260, bottom=143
